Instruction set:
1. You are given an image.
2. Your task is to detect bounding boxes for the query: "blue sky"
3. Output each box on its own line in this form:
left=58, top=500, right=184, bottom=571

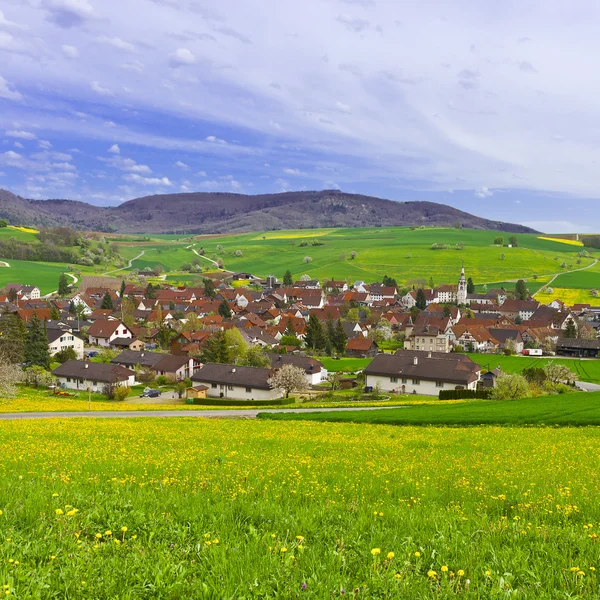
left=1, top=0, right=599, bottom=233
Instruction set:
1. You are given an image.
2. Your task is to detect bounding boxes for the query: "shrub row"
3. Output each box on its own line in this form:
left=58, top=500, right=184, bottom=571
left=189, top=397, right=297, bottom=407
left=438, top=389, right=492, bottom=400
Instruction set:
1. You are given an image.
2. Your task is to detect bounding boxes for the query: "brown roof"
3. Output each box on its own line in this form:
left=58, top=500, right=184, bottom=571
left=346, top=337, right=376, bottom=351
left=52, top=360, right=134, bottom=383
left=191, top=363, right=273, bottom=389
left=87, top=319, right=127, bottom=339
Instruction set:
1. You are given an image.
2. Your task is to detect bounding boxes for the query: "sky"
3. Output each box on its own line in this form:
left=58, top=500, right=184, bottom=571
left=0, top=0, right=599, bottom=233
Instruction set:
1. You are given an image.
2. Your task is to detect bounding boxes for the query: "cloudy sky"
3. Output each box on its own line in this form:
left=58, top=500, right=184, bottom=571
left=0, top=0, right=599, bottom=232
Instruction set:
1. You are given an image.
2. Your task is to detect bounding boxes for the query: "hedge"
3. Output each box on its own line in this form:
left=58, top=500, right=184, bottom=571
left=188, top=397, right=297, bottom=407
left=438, top=389, right=492, bottom=400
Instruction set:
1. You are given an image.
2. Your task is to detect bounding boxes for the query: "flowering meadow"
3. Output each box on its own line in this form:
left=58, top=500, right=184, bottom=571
left=0, top=418, right=599, bottom=598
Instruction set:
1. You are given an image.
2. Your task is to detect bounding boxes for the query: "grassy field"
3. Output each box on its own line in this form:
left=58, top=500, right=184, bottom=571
left=319, top=357, right=373, bottom=372
left=535, top=288, right=600, bottom=306
left=259, top=390, right=600, bottom=426
left=0, top=260, right=74, bottom=295
left=111, top=228, right=599, bottom=286
left=467, top=354, right=600, bottom=384
left=0, top=418, right=599, bottom=597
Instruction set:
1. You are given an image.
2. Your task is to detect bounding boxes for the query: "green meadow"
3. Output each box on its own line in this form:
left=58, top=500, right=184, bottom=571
left=0, top=260, right=73, bottom=295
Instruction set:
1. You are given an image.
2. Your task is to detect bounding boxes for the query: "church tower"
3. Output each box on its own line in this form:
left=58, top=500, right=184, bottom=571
left=457, top=262, right=467, bottom=305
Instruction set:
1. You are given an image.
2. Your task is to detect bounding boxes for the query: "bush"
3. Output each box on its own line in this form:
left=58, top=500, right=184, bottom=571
left=112, top=386, right=130, bottom=401
left=54, top=347, right=77, bottom=363
left=156, top=375, right=168, bottom=386
left=439, top=389, right=492, bottom=400
left=490, top=373, right=530, bottom=401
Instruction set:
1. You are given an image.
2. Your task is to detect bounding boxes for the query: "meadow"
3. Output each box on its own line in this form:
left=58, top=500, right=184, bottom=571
left=0, top=260, right=74, bottom=295
left=1, top=418, right=600, bottom=598
left=112, top=227, right=599, bottom=286
left=535, top=288, right=600, bottom=306
left=259, top=390, right=600, bottom=426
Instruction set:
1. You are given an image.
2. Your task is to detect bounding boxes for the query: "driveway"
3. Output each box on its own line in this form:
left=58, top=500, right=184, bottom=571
left=0, top=406, right=407, bottom=421
left=575, top=381, right=600, bottom=392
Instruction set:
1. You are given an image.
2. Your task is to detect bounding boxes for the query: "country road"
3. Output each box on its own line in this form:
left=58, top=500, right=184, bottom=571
left=102, top=250, right=145, bottom=276
left=42, top=272, right=79, bottom=298
left=532, top=259, right=599, bottom=297
left=0, top=405, right=407, bottom=421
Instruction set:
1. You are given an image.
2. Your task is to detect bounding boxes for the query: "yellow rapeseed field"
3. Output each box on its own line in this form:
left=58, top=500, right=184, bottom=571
left=537, top=236, right=584, bottom=247
left=0, top=418, right=598, bottom=597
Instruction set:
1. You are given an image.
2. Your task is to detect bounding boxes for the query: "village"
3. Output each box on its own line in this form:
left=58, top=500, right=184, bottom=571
left=1, top=264, right=599, bottom=403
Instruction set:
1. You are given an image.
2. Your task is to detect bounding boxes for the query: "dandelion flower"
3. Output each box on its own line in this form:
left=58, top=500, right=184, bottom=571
left=427, top=570, right=437, bottom=579
left=371, top=548, right=381, bottom=556
left=121, top=527, right=128, bottom=533
left=457, top=569, right=465, bottom=577
left=441, top=565, right=448, bottom=573
left=104, top=530, right=112, bottom=536
left=55, top=509, right=64, bottom=516
left=414, top=551, right=421, bottom=558
left=281, top=547, right=287, bottom=553
left=95, top=533, right=102, bottom=539
left=387, top=552, right=395, bottom=560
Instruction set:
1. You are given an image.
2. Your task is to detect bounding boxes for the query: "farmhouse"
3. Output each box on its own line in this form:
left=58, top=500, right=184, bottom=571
left=404, top=324, right=450, bottom=353
left=111, top=350, right=198, bottom=380
left=5, top=284, right=41, bottom=300
left=87, top=319, right=133, bottom=347
left=556, top=338, right=600, bottom=358
left=364, top=350, right=480, bottom=396
left=191, top=364, right=282, bottom=401
left=52, top=360, right=135, bottom=392
left=47, top=328, right=85, bottom=360
left=346, top=337, right=379, bottom=358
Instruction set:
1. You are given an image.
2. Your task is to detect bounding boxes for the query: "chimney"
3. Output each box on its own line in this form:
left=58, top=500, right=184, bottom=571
left=413, top=356, right=418, bottom=365
left=428, top=352, right=432, bottom=358
left=232, top=368, right=236, bottom=373
left=85, top=363, right=89, bottom=369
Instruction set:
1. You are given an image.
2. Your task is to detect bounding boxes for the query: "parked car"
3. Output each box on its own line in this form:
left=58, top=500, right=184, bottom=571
left=140, top=389, right=161, bottom=398
left=87, top=351, right=98, bottom=357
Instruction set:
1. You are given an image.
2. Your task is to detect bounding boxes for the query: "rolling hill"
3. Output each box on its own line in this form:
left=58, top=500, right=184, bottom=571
left=0, top=188, right=537, bottom=234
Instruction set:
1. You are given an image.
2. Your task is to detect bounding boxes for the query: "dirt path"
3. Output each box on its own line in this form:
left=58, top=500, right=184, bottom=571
left=0, top=261, right=9, bottom=267
left=102, top=251, right=145, bottom=276
left=189, top=245, right=234, bottom=274
left=532, top=259, right=598, bottom=297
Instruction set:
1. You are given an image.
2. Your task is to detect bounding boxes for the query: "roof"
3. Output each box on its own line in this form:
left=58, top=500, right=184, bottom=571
left=556, top=338, right=600, bottom=350
left=267, top=353, right=323, bottom=374
left=191, top=363, right=273, bottom=389
left=87, top=319, right=126, bottom=339
left=112, top=350, right=165, bottom=368
left=365, top=350, right=480, bottom=385
left=47, top=330, right=82, bottom=344
left=52, top=360, right=134, bottom=383
left=346, top=337, right=376, bottom=351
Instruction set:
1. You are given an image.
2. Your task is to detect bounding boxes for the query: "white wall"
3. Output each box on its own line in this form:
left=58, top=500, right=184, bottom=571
left=366, top=374, right=477, bottom=396
left=56, top=374, right=135, bottom=393
left=49, top=334, right=85, bottom=359
left=198, top=381, right=283, bottom=401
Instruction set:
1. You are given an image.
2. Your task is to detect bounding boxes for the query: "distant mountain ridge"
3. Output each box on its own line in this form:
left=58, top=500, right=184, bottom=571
left=0, top=188, right=537, bottom=234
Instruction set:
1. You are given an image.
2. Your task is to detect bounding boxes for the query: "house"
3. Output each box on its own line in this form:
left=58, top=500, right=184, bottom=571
left=111, top=350, right=198, bottom=380
left=267, top=354, right=327, bottom=385
left=556, top=338, right=600, bottom=358
left=489, top=328, right=524, bottom=353
left=87, top=319, right=133, bottom=347
left=47, top=328, right=85, bottom=359
left=191, top=363, right=282, bottom=401
left=479, top=367, right=503, bottom=389
left=110, top=337, right=145, bottom=352
left=404, top=324, right=450, bottom=353
left=364, top=350, right=480, bottom=396
left=448, top=325, right=500, bottom=353
left=52, top=360, right=135, bottom=392
left=5, top=284, right=41, bottom=300
left=346, top=337, right=379, bottom=358
left=498, top=300, right=540, bottom=322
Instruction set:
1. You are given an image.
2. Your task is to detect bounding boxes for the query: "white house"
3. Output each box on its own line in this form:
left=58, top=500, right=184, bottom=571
left=87, top=319, right=133, bottom=347
left=191, top=364, right=283, bottom=401
left=52, top=360, right=135, bottom=393
left=48, top=329, right=85, bottom=360
left=364, top=350, right=480, bottom=396
left=267, top=354, right=327, bottom=385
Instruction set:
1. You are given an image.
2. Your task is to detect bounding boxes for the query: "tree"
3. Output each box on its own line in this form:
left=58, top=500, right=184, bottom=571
left=515, top=279, right=527, bottom=301
left=467, top=277, right=475, bottom=294
left=0, top=314, right=26, bottom=364
left=218, top=299, right=232, bottom=319
left=0, top=359, right=22, bottom=398
left=564, top=319, right=577, bottom=339
left=0, top=219, right=8, bottom=228
left=284, top=320, right=296, bottom=338
left=203, top=278, right=216, bottom=299
left=494, top=236, right=504, bottom=245
left=201, top=330, right=230, bottom=364
left=24, top=314, right=50, bottom=369
left=415, top=288, right=427, bottom=310
left=54, top=347, right=77, bottom=363
left=303, top=256, right=313, bottom=264
left=325, top=317, right=336, bottom=355
left=509, top=236, right=518, bottom=247
left=500, top=253, right=506, bottom=261
left=428, top=276, right=435, bottom=289
left=333, top=319, right=348, bottom=355
left=225, top=328, right=248, bottom=364
left=350, top=251, right=357, bottom=260
left=544, top=363, right=575, bottom=384
left=327, top=371, right=343, bottom=391
left=100, top=292, right=114, bottom=310
left=490, top=373, right=530, bottom=400
left=382, top=275, right=397, bottom=287
left=283, top=269, right=293, bottom=287
left=305, top=314, right=325, bottom=351
left=96, top=348, right=120, bottom=363
left=243, top=345, right=271, bottom=368
left=267, top=364, right=307, bottom=398
left=58, top=273, right=70, bottom=297
left=119, top=279, right=126, bottom=298
left=112, top=386, right=130, bottom=401
left=22, top=365, right=52, bottom=389
left=7, top=288, right=18, bottom=303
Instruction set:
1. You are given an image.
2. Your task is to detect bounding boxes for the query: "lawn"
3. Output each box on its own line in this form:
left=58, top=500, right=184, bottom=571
left=112, top=227, right=599, bottom=286
left=467, top=354, right=600, bottom=384
left=0, top=418, right=599, bottom=597
left=535, top=288, right=600, bottom=306
left=0, top=260, right=73, bottom=295
left=319, top=356, right=373, bottom=372
left=259, top=390, right=600, bottom=426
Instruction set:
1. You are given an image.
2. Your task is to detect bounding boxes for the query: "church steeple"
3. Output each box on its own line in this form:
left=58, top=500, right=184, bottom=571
left=457, top=262, right=467, bottom=305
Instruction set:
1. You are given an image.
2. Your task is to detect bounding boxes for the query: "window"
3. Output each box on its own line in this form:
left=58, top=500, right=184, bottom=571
left=402, top=378, right=407, bottom=384
left=66, top=377, right=71, bottom=383
left=390, top=376, right=398, bottom=383
left=245, top=387, right=252, bottom=393
left=436, top=381, right=444, bottom=388
left=211, top=383, right=217, bottom=388
left=412, top=379, right=420, bottom=385
left=228, top=385, right=234, bottom=391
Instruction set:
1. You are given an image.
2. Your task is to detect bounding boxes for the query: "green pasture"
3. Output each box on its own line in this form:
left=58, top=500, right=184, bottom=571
left=259, top=390, right=600, bottom=426
left=545, top=269, right=600, bottom=289
left=0, top=226, right=39, bottom=243
left=319, top=357, right=373, bottom=372
left=0, top=260, right=73, bottom=294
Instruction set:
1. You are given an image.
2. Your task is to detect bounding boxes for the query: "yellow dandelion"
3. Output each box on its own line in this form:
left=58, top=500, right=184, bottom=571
left=121, top=526, right=128, bottom=533
left=281, top=547, right=287, bottom=553
left=95, top=533, right=102, bottom=539
left=457, top=569, right=465, bottom=577
left=55, top=509, right=64, bottom=516
left=296, top=536, right=304, bottom=541
left=104, top=530, right=112, bottom=536
left=387, top=552, right=395, bottom=560
left=427, top=570, right=437, bottom=579
left=414, top=551, right=421, bottom=557
left=371, top=548, right=381, bottom=556
left=441, top=565, right=448, bottom=573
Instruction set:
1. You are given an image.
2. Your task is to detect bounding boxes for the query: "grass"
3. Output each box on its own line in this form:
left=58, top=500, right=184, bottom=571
left=467, top=354, right=600, bottom=384
left=0, top=260, right=74, bottom=295
left=259, top=390, right=600, bottom=426
left=319, top=357, right=373, bottom=372
left=535, top=288, right=600, bottom=306
left=1, top=418, right=600, bottom=597
left=111, top=227, right=599, bottom=286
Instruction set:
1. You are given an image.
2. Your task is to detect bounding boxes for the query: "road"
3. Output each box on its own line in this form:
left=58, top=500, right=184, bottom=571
left=0, top=405, right=407, bottom=421
left=575, top=381, right=600, bottom=392
left=189, top=245, right=233, bottom=273
left=532, top=258, right=599, bottom=297
left=42, top=272, right=79, bottom=298
left=102, top=250, right=145, bottom=276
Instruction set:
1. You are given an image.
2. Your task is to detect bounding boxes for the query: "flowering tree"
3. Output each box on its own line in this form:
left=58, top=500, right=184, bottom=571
left=268, top=364, right=308, bottom=398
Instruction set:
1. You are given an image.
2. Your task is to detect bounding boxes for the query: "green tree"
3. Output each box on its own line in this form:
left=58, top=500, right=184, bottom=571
left=58, top=273, right=70, bottom=297
left=333, top=319, right=348, bottom=355
left=564, top=319, right=577, bottom=339
left=119, top=279, right=126, bottom=298
left=467, top=277, right=475, bottom=294
left=283, top=269, right=293, bottom=287
left=382, top=275, right=397, bottom=287
left=0, top=219, right=8, bottom=228
left=203, top=278, right=216, bottom=299
left=49, top=304, right=60, bottom=321
left=305, top=314, right=326, bottom=351
left=54, top=347, right=77, bottom=363
left=515, top=279, right=527, bottom=301
left=224, top=328, right=248, bottom=364
left=201, top=330, right=230, bottom=364
left=243, top=345, right=271, bottom=368
left=494, top=236, right=504, bottom=245
left=0, top=314, right=27, bottom=364
left=509, top=236, right=518, bottom=247
left=490, top=373, right=530, bottom=400
left=100, top=292, right=114, bottom=310
left=218, top=299, right=232, bottom=319
left=428, top=276, right=435, bottom=289
left=416, top=288, right=427, bottom=310
left=24, top=314, right=50, bottom=369
left=325, top=317, right=336, bottom=355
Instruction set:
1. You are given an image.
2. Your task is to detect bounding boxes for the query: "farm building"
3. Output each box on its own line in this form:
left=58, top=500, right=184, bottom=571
left=556, top=338, right=600, bottom=358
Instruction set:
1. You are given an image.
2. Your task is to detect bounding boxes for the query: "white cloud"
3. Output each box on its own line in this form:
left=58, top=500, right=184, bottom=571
left=13, top=142, right=24, bottom=149
left=336, top=14, right=370, bottom=33
left=38, top=140, right=53, bottom=149
left=6, top=130, right=36, bottom=140
left=123, top=174, right=172, bottom=186
left=97, top=36, right=136, bottom=53
left=0, top=151, right=25, bottom=167
left=0, top=10, right=22, bottom=29
left=0, top=75, right=22, bottom=101
left=61, top=44, right=79, bottom=58
left=121, top=60, right=144, bottom=73
left=198, top=180, right=220, bottom=189
left=169, top=48, right=195, bottom=67
left=474, top=187, right=493, bottom=198
left=283, top=167, right=304, bottom=176
left=175, top=160, right=189, bottom=169
left=52, top=161, right=77, bottom=171
left=103, top=121, right=117, bottom=127
left=91, top=81, right=114, bottom=97
left=205, top=135, right=227, bottom=144
left=335, top=101, right=352, bottom=113
left=197, top=170, right=207, bottom=176
left=108, top=144, right=120, bottom=154
left=43, top=0, right=95, bottom=29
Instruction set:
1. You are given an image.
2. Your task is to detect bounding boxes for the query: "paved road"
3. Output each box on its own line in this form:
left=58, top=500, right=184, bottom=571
left=0, top=406, right=407, bottom=421
left=575, top=381, right=600, bottom=392
left=102, top=250, right=145, bottom=276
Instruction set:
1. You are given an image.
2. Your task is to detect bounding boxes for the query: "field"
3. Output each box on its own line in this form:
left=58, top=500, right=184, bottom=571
left=260, top=390, right=600, bottom=426
left=110, top=228, right=599, bottom=286
left=466, top=354, right=600, bottom=384
left=0, top=260, right=74, bottom=295
left=0, top=417, right=599, bottom=598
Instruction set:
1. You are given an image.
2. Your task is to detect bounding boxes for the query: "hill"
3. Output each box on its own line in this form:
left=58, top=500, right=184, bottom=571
left=0, top=188, right=537, bottom=234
